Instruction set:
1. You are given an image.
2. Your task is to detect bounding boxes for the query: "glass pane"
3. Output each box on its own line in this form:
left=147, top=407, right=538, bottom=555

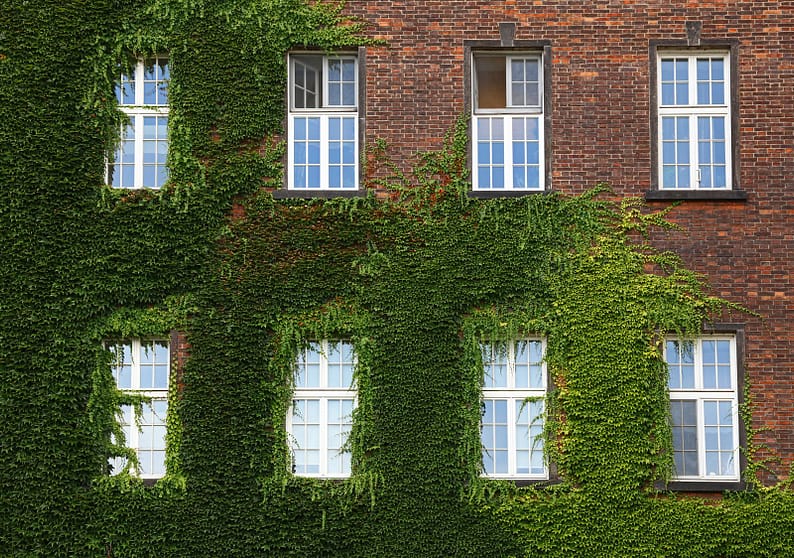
left=307, top=142, right=320, bottom=165
left=475, top=55, right=506, bottom=109
left=342, top=117, right=355, bottom=139
left=492, top=143, right=504, bottom=165
left=492, top=167, right=504, bottom=188
left=342, top=142, right=355, bottom=164
left=329, top=142, right=340, bottom=165
left=661, top=60, right=674, bottom=81
left=328, top=85, right=340, bottom=107
left=308, top=118, right=320, bottom=139
left=308, top=166, right=320, bottom=187
left=511, top=82, right=524, bottom=106
left=342, top=83, right=355, bottom=106
left=342, top=166, right=355, bottom=188
left=329, top=117, right=341, bottom=140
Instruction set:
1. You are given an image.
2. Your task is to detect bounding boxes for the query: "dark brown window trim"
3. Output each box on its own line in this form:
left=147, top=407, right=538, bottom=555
left=660, top=323, right=748, bottom=493
left=272, top=189, right=367, bottom=200
left=279, top=46, right=366, bottom=198
left=644, top=189, right=747, bottom=201
left=647, top=39, right=742, bottom=201
left=468, top=189, right=551, bottom=200
left=464, top=39, right=553, bottom=196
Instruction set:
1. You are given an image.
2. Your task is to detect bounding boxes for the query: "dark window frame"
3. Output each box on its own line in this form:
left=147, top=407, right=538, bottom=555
left=662, top=322, right=748, bottom=492
left=646, top=39, right=746, bottom=201
left=274, top=46, right=367, bottom=199
left=464, top=39, right=552, bottom=199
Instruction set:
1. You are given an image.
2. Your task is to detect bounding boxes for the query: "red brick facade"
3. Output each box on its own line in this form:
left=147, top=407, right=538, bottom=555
left=340, top=1, right=794, bottom=484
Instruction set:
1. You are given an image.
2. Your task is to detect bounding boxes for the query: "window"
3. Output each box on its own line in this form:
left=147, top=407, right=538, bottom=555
left=108, top=57, right=169, bottom=189
left=657, top=52, right=731, bottom=189
left=666, top=337, right=739, bottom=481
left=480, top=339, right=547, bottom=479
left=108, top=339, right=170, bottom=479
left=288, top=54, right=359, bottom=190
left=472, top=53, right=545, bottom=191
left=288, top=340, right=356, bottom=477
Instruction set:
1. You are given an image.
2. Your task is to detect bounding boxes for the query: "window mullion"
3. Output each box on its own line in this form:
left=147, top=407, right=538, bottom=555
left=322, top=57, right=330, bottom=108
left=696, top=398, right=706, bottom=477
left=504, top=115, right=514, bottom=189
left=690, top=114, right=700, bottom=187
left=320, top=116, right=329, bottom=189
left=319, top=397, right=328, bottom=476
left=134, top=114, right=144, bottom=189
left=134, top=61, right=143, bottom=106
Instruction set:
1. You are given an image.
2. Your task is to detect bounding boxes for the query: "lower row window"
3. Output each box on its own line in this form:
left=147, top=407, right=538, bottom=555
left=480, top=339, right=547, bottom=479
left=109, top=339, right=170, bottom=478
left=103, top=335, right=740, bottom=484
left=288, top=340, right=356, bottom=477
left=666, top=336, right=739, bottom=481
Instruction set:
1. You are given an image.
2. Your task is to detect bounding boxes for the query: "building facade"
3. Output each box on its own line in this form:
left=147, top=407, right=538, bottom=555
left=3, top=0, right=794, bottom=556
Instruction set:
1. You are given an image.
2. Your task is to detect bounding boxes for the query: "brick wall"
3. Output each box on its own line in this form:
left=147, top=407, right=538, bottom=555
left=343, top=0, right=794, bottom=484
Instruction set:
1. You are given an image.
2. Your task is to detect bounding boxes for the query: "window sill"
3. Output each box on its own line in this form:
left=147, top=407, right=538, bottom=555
left=468, top=189, right=549, bottom=199
left=657, top=479, right=746, bottom=492
left=272, top=189, right=367, bottom=200
left=644, top=189, right=748, bottom=201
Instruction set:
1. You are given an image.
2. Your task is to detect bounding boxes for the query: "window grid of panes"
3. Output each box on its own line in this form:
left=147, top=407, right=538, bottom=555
left=666, top=337, right=739, bottom=480
left=108, top=57, right=169, bottom=189
left=658, top=53, right=730, bottom=189
left=289, top=340, right=356, bottom=477
left=108, top=339, right=169, bottom=478
left=289, top=55, right=358, bottom=190
left=481, top=339, right=547, bottom=479
left=472, top=54, right=544, bottom=191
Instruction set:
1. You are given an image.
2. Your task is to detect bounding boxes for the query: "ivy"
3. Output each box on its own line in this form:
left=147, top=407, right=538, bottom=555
left=2, top=0, right=793, bottom=556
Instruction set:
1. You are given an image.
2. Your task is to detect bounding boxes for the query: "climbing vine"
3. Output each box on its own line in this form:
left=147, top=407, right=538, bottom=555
left=2, top=0, right=793, bottom=556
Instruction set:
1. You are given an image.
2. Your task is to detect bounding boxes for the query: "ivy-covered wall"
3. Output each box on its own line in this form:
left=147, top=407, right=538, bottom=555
left=2, top=1, right=794, bottom=556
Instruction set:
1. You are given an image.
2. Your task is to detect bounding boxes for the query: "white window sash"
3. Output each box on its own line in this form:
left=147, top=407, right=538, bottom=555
left=289, top=55, right=358, bottom=113
left=668, top=336, right=740, bottom=481
left=288, top=340, right=356, bottom=478
left=288, top=113, right=358, bottom=190
left=109, top=339, right=170, bottom=479
left=657, top=53, right=731, bottom=189
left=505, top=55, right=543, bottom=111
left=472, top=114, right=544, bottom=191
left=481, top=339, right=547, bottom=479
left=108, top=58, right=169, bottom=189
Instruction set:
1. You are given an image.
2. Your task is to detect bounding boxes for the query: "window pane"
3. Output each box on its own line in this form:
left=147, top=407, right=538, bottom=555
left=670, top=400, right=699, bottom=476
left=474, top=55, right=507, bottom=109
left=509, top=58, right=540, bottom=107
left=292, top=56, right=322, bottom=109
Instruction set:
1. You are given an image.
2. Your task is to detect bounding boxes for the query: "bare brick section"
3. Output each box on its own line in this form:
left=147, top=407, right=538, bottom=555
left=342, top=1, right=794, bottom=485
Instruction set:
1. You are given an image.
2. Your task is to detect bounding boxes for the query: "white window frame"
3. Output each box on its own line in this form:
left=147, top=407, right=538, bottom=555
left=472, top=52, right=545, bottom=191
left=107, top=57, right=169, bottom=189
left=108, top=338, right=170, bottom=479
left=287, top=340, right=357, bottom=478
left=657, top=51, right=732, bottom=190
left=480, top=338, right=547, bottom=480
left=287, top=54, right=359, bottom=190
left=666, top=336, right=740, bottom=481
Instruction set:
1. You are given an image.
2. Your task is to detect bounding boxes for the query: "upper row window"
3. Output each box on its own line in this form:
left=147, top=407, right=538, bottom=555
left=287, top=54, right=359, bottom=191
left=657, top=52, right=732, bottom=190
left=108, top=57, right=170, bottom=190
left=106, top=49, right=734, bottom=195
left=472, top=53, right=545, bottom=191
